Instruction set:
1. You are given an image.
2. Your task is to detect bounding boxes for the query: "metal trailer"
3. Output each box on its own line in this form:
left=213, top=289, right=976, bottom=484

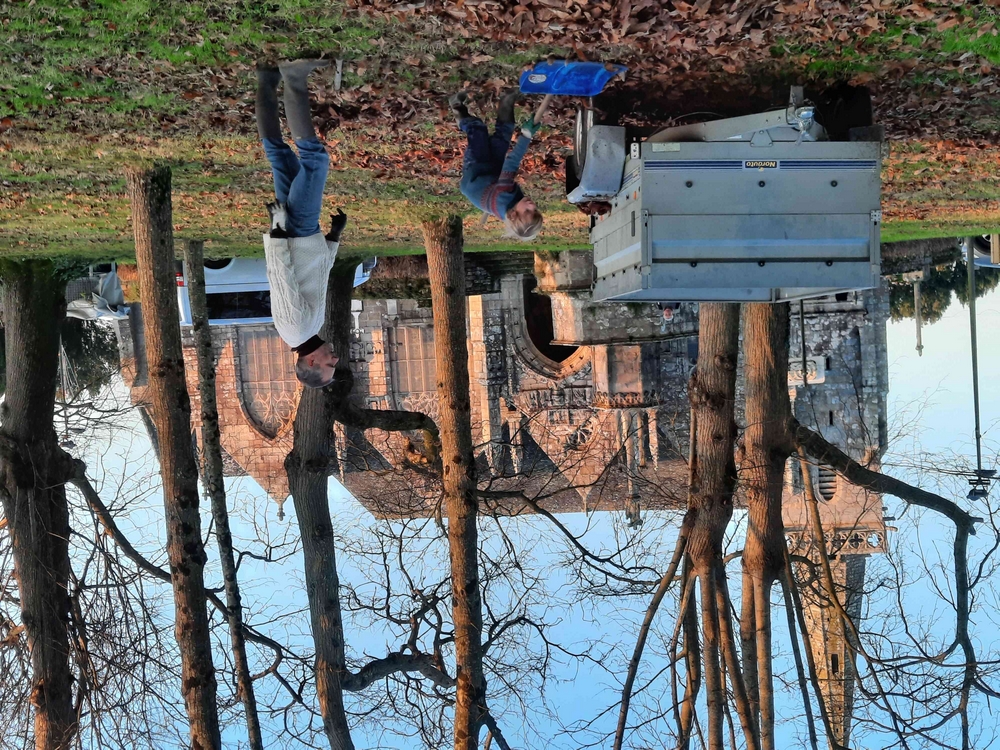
left=571, top=88, right=883, bottom=303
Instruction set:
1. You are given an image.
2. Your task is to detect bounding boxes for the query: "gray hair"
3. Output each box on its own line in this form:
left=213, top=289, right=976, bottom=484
left=504, top=207, right=543, bottom=242
left=295, top=357, right=335, bottom=389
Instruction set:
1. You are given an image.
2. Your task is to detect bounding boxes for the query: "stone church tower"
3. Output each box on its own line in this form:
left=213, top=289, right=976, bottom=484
left=782, top=285, right=890, bottom=748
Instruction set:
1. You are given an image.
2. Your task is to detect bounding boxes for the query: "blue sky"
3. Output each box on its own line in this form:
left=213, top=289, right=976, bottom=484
left=66, top=280, right=1000, bottom=749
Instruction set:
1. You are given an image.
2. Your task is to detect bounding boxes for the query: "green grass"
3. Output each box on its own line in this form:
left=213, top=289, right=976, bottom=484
left=4, top=129, right=1000, bottom=260
left=0, top=131, right=589, bottom=259
left=0, top=0, right=563, bottom=132
left=0, top=0, right=418, bottom=123
left=771, top=6, right=998, bottom=84
left=881, top=222, right=1000, bottom=244
left=3, top=0, right=998, bottom=257
left=941, top=21, right=1000, bottom=64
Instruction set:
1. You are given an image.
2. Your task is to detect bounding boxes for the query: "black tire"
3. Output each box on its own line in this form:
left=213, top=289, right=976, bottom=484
left=814, top=84, right=873, bottom=141
left=974, top=235, right=992, bottom=254
left=565, top=155, right=581, bottom=195
left=573, top=106, right=594, bottom=176
left=204, top=258, right=234, bottom=270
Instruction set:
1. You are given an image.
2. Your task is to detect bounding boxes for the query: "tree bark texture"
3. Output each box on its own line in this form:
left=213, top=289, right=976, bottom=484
left=742, top=303, right=792, bottom=584
left=127, top=165, right=222, bottom=750
left=686, top=303, right=741, bottom=750
left=715, top=568, right=760, bottom=750
left=740, top=302, right=794, bottom=750
left=183, top=240, right=264, bottom=750
left=740, top=571, right=759, bottom=725
left=686, top=304, right=741, bottom=572
left=286, top=268, right=356, bottom=750
left=0, top=262, right=77, bottom=750
left=424, top=216, right=488, bottom=750
left=679, top=559, right=700, bottom=750
left=699, top=571, right=725, bottom=750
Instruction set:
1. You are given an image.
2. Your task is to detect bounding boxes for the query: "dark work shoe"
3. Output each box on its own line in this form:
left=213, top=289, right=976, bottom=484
left=279, top=59, right=331, bottom=141
left=497, top=87, right=520, bottom=124
left=255, top=66, right=283, bottom=141
left=449, top=91, right=471, bottom=122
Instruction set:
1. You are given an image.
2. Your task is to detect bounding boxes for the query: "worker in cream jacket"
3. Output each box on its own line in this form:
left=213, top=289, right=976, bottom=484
left=256, top=58, right=345, bottom=389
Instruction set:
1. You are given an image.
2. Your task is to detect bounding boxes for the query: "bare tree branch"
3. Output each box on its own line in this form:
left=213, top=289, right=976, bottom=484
left=790, top=419, right=979, bottom=533
left=613, top=524, right=690, bottom=750
left=778, top=570, right=819, bottom=750
left=68, top=465, right=307, bottom=706
left=342, top=652, right=455, bottom=692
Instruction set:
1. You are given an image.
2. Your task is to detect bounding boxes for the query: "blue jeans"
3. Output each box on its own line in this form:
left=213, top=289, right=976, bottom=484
left=262, top=137, right=329, bottom=238
left=460, top=117, right=516, bottom=176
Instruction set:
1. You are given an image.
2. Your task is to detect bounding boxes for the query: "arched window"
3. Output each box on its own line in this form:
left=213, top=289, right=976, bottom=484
left=817, top=465, right=838, bottom=502
left=387, top=324, right=440, bottom=421
left=389, top=325, right=436, bottom=396
left=238, top=328, right=298, bottom=438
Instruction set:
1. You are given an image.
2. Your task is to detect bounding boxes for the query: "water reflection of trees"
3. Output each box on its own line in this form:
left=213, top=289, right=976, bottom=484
left=7, top=237, right=1000, bottom=750
left=59, top=318, right=120, bottom=398
left=889, top=259, right=1000, bottom=324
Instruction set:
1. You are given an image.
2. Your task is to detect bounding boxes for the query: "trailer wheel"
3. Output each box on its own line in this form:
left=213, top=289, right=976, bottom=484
left=566, top=155, right=581, bottom=195
left=573, top=105, right=594, bottom=177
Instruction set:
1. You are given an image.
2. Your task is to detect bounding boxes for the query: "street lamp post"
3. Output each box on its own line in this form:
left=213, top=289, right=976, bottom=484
left=966, top=237, right=995, bottom=499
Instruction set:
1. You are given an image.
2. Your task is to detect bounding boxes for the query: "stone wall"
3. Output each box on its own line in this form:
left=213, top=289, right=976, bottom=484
left=534, top=249, right=699, bottom=346
left=781, top=284, right=889, bottom=545
left=181, top=325, right=295, bottom=511
left=122, top=263, right=889, bottom=534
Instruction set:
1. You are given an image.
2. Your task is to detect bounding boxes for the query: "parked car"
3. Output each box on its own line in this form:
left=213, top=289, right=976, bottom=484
left=973, top=235, right=999, bottom=268
left=176, top=257, right=376, bottom=326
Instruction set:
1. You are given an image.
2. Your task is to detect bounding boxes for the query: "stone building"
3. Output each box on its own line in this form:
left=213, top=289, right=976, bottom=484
left=120, top=251, right=701, bottom=522
left=782, top=285, right=890, bottom=749
left=120, top=308, right=296, bottom=510
left=337, top=250, right=700, bottom=522
left=117, top=251, right=890, bottom=743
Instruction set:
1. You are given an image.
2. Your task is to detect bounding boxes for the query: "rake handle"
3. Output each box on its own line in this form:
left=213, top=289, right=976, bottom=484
left=532, top=93, right=555, bottom=125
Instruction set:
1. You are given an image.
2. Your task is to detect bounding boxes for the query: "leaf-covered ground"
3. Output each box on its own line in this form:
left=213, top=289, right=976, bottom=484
left=2, top=0, right=1000, bottom=257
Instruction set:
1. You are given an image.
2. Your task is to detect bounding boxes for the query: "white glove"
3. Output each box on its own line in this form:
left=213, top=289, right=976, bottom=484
left=267, top=201, right=288, bottom=234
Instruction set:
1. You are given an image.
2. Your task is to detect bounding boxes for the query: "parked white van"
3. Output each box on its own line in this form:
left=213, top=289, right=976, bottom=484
left=176, top=257, right=375, bottom=326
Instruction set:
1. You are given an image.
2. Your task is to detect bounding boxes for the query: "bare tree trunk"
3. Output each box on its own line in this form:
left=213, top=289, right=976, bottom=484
left=753, top=576, right=775, bottom=750
left=686, top=304, right=741, bottom=568
left=286, top=268, right=357, bottom=750
left=715, top=568, right=761, bottom=750
left=0, top=261, right=77, bottom=750
left=741, top=302, right=793, bottom=750
left=741, top=303, right=792, bottom=580
left=679, top=417, right=700, bottom=750
left=127, top=164, right=221, bottom=750
left=686, top=303, right=741, bottom=750
left=699, top=572, right=724, bottom=750
left=679, top=560, right=700, bottom=750
left=740, top=570, right=759, bottom=724
left=614, top=528, right=690, bottom=750
left=183, top=240, right=264, bottom=750
left=283, top=254, right=448, bottom=747
left=424, top=216, right=487, bottom=750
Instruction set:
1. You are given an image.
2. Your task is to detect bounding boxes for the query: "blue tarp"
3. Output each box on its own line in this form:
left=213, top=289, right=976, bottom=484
left=519, top=61, right=627, bottom=97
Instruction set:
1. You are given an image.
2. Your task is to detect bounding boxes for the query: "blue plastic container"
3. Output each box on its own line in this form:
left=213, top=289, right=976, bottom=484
left=518, top=61, right=627, bottom=97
